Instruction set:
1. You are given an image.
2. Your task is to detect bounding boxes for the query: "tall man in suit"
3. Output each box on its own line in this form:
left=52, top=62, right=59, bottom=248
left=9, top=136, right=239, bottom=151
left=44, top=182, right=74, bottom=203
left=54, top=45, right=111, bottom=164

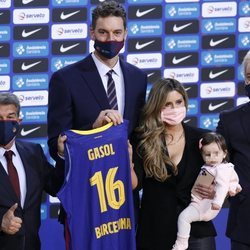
left=47, top=0, right=147, bottom=247
left=0, top=92, right=65, bottom=250
left=216, top=50, right=250, bottom=250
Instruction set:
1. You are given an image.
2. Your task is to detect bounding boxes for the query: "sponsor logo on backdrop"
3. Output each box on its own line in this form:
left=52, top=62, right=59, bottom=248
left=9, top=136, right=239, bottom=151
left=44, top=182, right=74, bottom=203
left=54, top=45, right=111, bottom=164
left=165, top=20, right=199, bottom=34
left=239, top=34, right=250, bottom=48
left=13, top=58, right=48, bottom=73
left=144, top=69, right=161, bottom=83
left=128, top=5, right=162, bottom=19
left=49, top=196, right=60, bottom=204
left=184, top=116, right=197, bottom=127
left=127, top=38, right=162, bottom=52
left=14, top=25, right=49, bottom=40
left=51, top=23, right=87, bottom=39
left=52, top=8, right=87, bottom=22
left=14, top=90, right=48, bottom=106
left=201, top=50, right=235, bottom=66
left=0, top=75, right=10, bottom=91
left=0, top=10, right=10, bottom=24
left=17, top=123, right=47, bottom=138
left=12, top=74, right=48, bottom=90
left=165, top=3, right=199, bottom=19
left=202, top=67, right=235, bottom=81
left=0, top=43, right=10, bottom=57
left=14, top=0, right=49, bottom=7
left=0, top=26, right=10, bottom=41
left=13, top=8, right=50, bottom=24
left=202, top=2, right=237, bottom=17
left=201, top=99, right=234, bottom=113
left=41, top=205, right=47, bottom=220
left=239, top=2, right=250, bottom=16
left=202, top=18, right=236, bottom=34
left=202, top=34, right=235, bottom=49
left=13, top=42, right=49, bottom=57
left=164, top=67, right=199, bottom=83
left=166, top=0, right=199, bottom=2
left=237, top=97, right=250, bottom=106
left=165, top=52, right=198, bottom=66
left=0, top=60, right=10, bottom=74
left=200, top=115, right=219, bottom=130
left=52, top=40, right=86, bottom=55
left=20, top=107, right=47, bottom=123
left=164, top=35, right=199, bottom=51
left=200, top=82, right=235, bottom=98
left=188, top=99, right=198, bottom=115
left=0, top=0, right=11, bottom=8
left=128, top=21, right=162, bottom=36
left=184, top=84, right=198, bottom=98
left=238, top=50, right=249, bottom=64
left=238, top=17, right=250, bottom=32
left=127, top=53, right=162, bottom=69
left=52, top=0, right=87, bottom=7
left=51, top=56, right=82, bottom=72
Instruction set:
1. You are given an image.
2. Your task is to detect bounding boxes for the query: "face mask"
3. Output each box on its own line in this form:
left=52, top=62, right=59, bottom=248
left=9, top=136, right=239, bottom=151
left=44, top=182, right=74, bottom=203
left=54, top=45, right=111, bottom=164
left=161, top=106, right=186, bottom=125
left=94, top=40, right=124, bottom=59
left=0, top=120, right=19, bottom=146
left=245, top=84, right=250, bottom=98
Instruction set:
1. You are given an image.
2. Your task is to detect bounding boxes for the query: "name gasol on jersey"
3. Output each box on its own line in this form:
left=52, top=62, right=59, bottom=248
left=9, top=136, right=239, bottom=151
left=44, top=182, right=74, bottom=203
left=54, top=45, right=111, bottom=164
left=88, top=143, right=115, bottom=161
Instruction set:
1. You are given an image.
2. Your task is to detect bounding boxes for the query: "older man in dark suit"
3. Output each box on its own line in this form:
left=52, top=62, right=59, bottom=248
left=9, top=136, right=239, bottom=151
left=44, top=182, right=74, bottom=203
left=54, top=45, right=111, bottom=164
left=0, top=92, right=64, bottom=250
left=217, top=50, right=250, bottom=250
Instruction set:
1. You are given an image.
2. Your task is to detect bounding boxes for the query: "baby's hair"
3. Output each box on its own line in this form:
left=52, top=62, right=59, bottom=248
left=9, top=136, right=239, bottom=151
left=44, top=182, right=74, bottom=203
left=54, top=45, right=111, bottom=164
left=199, top=132, right=229, bottom=162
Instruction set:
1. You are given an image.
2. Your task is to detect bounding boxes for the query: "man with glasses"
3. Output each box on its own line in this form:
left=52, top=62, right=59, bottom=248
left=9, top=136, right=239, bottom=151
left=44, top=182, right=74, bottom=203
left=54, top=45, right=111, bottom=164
left=216, top=50, right=250, bottom=250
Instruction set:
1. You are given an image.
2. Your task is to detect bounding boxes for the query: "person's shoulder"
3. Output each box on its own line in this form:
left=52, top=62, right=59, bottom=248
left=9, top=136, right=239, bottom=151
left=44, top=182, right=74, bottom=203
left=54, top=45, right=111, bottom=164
left=52, top=54, right=92, bottom=75
left=120, top=58, right=146, bottom=76
left=16, top=139, right=42, bottom=152
left=220, top=102, right=250, bottom=116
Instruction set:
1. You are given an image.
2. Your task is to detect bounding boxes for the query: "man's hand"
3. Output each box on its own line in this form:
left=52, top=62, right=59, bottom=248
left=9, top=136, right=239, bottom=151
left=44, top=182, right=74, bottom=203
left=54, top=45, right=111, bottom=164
left=57, top=134, right=67, bottom=158
left=193, top=183, right=215, bottom=199
left=1, top=203, right=22, bottom=235
left=93, top=110, right=123, bottom=129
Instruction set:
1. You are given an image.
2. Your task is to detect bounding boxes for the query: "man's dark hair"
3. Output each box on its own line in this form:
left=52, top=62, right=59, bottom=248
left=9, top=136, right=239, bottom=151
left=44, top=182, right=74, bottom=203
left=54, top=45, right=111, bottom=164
left=91, top=0, right=127, bottom=29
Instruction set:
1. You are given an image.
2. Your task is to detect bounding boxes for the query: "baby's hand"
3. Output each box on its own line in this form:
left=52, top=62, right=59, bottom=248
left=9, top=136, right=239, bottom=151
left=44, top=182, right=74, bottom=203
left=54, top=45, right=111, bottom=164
left=211, top=203, right=221, bottom=210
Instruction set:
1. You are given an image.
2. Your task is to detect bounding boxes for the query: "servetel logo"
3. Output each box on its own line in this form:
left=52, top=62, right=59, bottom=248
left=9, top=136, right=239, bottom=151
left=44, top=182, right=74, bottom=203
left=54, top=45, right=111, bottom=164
left=128, top=5, right=162, bottom=19
left=14, top=90, right=48, bottom=106
left=165, top=20, right=199, bottom=34
left=52, top=8, right=87, bottom=22
left=127, top=38, right=162, bottom=52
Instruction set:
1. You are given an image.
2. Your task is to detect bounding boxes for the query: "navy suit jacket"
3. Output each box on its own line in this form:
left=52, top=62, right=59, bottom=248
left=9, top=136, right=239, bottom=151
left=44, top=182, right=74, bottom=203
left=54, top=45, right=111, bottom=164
left=48, top=54, right=147, bottom=160
left=0, top=140, right=64, bottom=250
left=217, top=102, right=250, bottom=244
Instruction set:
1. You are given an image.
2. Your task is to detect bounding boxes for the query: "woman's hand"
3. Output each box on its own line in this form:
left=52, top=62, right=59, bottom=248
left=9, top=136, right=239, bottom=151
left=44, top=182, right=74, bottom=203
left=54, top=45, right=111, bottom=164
left=193, top=183, right=215, bottom=199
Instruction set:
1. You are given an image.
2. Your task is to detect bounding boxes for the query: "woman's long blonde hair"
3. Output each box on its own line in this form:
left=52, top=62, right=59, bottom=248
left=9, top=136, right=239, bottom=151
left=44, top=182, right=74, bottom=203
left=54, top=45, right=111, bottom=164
left=137, top=78, right=188, bottom=182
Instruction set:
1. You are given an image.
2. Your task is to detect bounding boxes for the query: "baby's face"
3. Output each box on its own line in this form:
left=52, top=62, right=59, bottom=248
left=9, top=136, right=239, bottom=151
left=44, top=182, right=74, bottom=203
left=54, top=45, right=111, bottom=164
left=201, top=142, right=226, bottom=166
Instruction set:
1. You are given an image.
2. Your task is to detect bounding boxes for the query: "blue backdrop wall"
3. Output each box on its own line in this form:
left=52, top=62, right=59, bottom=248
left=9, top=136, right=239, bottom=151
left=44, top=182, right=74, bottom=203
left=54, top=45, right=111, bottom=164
left=1, top=0, right=250, bottom=249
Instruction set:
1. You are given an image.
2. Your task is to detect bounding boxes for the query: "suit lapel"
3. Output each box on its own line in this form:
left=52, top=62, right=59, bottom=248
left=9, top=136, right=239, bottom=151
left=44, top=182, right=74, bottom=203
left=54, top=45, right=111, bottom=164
left=120, top=59, right=131, bottom=118
left=79, top=54, right=110, bottom=110
left=0, top=161, right=18, bottom=202
left=16, top=141, right=33, bottom=208
left=240, top=103, right=250, bottom=145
